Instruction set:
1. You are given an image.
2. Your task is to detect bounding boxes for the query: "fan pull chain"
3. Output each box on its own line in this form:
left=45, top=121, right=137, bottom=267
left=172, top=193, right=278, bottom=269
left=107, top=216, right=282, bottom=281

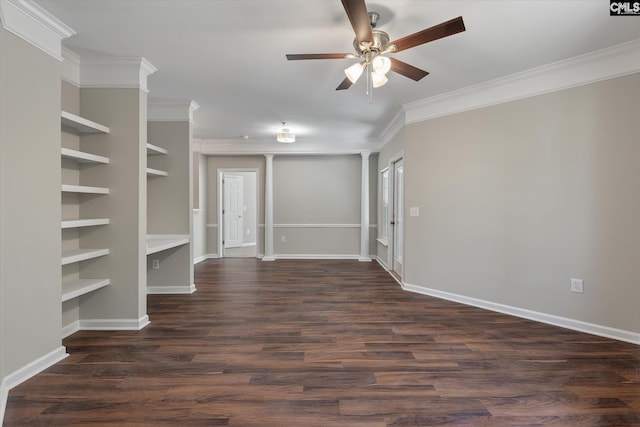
left=367, top=65, right=373, bottom=104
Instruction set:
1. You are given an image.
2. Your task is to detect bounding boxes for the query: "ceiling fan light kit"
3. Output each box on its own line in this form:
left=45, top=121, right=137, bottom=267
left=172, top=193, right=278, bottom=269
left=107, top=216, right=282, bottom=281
left=276, top=122, right=295, bottom=143
left=345, top=62, right=365, bottom=83
left=286, top=0, right=466, bottom=99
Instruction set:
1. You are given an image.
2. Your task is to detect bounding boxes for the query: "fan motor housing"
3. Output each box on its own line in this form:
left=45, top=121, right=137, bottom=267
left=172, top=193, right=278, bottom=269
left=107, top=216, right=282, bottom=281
left=354, top=30, right=390, bottom=54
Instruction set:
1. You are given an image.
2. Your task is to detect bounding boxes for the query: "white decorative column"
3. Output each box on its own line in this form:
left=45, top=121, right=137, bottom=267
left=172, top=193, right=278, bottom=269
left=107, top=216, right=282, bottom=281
left=360, top=151, right=371, bottom=262
left=263, top=154, right=275, bottom=261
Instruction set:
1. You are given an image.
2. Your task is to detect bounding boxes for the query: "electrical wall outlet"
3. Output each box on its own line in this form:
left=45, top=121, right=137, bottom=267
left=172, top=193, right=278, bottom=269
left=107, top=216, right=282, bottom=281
left=152, top=259, right=160, bottom=270
left=570, top=278, right=584, bottom=293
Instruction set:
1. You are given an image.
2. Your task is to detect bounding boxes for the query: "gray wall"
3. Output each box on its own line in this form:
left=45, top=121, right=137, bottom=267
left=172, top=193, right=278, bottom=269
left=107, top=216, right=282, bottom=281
left=403, top=72, right=640, bottom=333
left=147, top=120, right=194, bottom=289
left=0, top=26, right=62, bottom=384
left=273, top=155, right=376, bottom=257
left=205, top=154, right=377, bottom=258
left=77, top=88, right=148, bottom=322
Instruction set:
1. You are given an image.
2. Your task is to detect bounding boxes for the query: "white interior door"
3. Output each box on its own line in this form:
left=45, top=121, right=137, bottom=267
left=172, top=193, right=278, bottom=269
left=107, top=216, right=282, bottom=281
left=392, top=159, right=404, bottom=277
left=223, top=174, right=244, bottom=248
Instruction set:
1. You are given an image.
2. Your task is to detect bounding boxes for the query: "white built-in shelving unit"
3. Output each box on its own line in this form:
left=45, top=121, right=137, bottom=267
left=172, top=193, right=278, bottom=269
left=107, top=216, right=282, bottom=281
left=147, top=142, right=168, bottom=155
left=61, top=111, right=110, bottom=134
left=60, top=111, right=111, bottom=302
left=61, top=147, right=109, bottom=164
left=146, top=234, right=190, bottom=255
left=146, top=167, right=169, bottom=177
left=61, top=184, right=110, bottom=194
left=146, top=142, right=168, bottom=176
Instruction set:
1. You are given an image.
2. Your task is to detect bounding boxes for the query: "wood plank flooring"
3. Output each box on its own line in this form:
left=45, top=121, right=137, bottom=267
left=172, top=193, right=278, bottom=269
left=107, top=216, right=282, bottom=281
left=5, top=258, right=640, bottom=426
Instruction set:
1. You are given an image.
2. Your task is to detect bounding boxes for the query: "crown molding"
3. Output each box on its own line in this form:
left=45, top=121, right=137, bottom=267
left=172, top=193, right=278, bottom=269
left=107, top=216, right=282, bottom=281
left=148, top=100, right=200, bottom=123
left=195, top=138, right=378, bottom=156
left=376, top=108, right=405, bottom=149
left=403, top=38, right=640, bottom=125
left=79, top=57, right=157, bottom=93
left=61, top=46, right=80, bottom=86
left=0, top=0, right=75, bottom=60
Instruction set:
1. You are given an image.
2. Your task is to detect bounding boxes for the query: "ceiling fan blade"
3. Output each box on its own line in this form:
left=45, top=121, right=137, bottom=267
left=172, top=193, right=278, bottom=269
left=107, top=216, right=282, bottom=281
left=390, top=16, right=465, bottom=52
left=336, top=77, right=353, bottom=91
left=341, top=0, right=373, bottom=47
left=390, top=58, right=429, bottom=81
left=286, top=53, right=353, bottom=60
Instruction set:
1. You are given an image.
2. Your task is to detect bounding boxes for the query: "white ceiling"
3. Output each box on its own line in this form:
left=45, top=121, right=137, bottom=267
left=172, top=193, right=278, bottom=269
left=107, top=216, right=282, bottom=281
left=36, top=0, right=640, bottom=149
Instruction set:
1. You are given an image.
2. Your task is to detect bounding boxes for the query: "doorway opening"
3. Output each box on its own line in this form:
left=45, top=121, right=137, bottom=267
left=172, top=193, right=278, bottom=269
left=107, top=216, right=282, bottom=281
left=218, top=170, right=258, bottom=258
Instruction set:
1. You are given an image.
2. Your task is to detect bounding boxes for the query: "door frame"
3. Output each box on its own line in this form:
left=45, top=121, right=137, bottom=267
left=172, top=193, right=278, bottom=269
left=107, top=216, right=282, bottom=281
left=387, top=153, right=404, bottom=281
left=223, top=174, right=244, bottom=249
left=217, top=168, right=259, bottom=258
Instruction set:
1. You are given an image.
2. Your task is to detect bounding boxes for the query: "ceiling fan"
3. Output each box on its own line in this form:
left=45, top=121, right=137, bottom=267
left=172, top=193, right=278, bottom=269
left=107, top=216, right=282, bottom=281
left=286, top=0, right=465, bottom=94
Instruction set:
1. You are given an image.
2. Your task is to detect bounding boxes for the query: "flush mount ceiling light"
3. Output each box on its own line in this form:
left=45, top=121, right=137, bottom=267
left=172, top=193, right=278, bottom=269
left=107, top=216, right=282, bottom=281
left=276, top=122, right=295, bottom=143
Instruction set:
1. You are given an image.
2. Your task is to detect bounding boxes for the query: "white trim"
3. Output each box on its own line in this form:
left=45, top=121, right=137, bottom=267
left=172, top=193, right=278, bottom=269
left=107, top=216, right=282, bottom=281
left=61, top=46, right=80, bottom=86
left=61, top=320, right=79, bottom=338
left=0, top=346, right=68, bottom=423
left=275, top=223, right=360, bottom=228
left=78, top=315, right=150, bottom=331
left=197, top=139, right=376, bottom=156
left=206, top=223, right=218, bottom=228
left=194, top=254, right=216, bottom=263
left=148, top=100, right=200, bottom=123
left=375, top=256, right=389, bottom=272
left=403, top=282, right=640, bottom=346
left=147, top=284, right=196, bottom=295
left=241, top=242, right=257, bottom=247
left=273, top=254, right=366, bottom=260
left=194, top=253, right=219, bottom=263
left=0, top=0, right=75, bottom=60
left=79, top=57, right=157, bottom=93
left=274, top=224, right=378, bottom=228
left=376, top=237, right=388, bottom=247
left=404, top=39, right=640, bottom=125
left=376, top=108, right=405, bottom=149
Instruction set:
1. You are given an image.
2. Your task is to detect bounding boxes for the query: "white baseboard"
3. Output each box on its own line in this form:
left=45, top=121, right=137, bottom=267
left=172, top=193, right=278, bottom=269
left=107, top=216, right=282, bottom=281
left=375, top=256, right=389, bottom=271
left=61, top=320, right=80, bottom=338
left=358, top=256, right=372, bottom=262
left=78, top=315, right=150, bottom=331
left=241, top=242, right=257, bottom=247
left=403, top=282, right=640, bottom=345
left=147, top=284, right=196, bottom=294
left=194, top=254, right=219, bottom=263
left=275, top=254, right=361, bottom=260
left=1, top=346, right=68, bottom=423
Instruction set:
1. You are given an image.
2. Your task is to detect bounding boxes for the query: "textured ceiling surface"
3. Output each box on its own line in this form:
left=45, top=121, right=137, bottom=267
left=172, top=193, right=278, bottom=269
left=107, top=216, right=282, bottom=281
left=36, top=0, right=640, bottom=148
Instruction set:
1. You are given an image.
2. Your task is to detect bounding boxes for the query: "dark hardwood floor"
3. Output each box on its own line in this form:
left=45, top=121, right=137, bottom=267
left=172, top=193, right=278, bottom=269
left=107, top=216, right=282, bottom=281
left=5, top=259, right=640, bottom=426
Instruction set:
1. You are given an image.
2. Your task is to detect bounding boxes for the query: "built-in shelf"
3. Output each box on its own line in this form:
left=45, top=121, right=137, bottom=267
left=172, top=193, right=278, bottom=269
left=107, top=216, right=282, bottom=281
left=147, top=168, right=168, bottom=177
left=61, top=248, right=109, bottom=266
left=61, top=147, right=109, bottom=164
left=61, top=278, right=110, bottom=302
left=61, top=111, right=110, bottom=134
left=61, top=184, right=110, bottom=194
left=146, top=143, right=168, bottom=155
left=146, top=234, right=190, bottom=255
left=61, top=218, right=110, bottom=229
